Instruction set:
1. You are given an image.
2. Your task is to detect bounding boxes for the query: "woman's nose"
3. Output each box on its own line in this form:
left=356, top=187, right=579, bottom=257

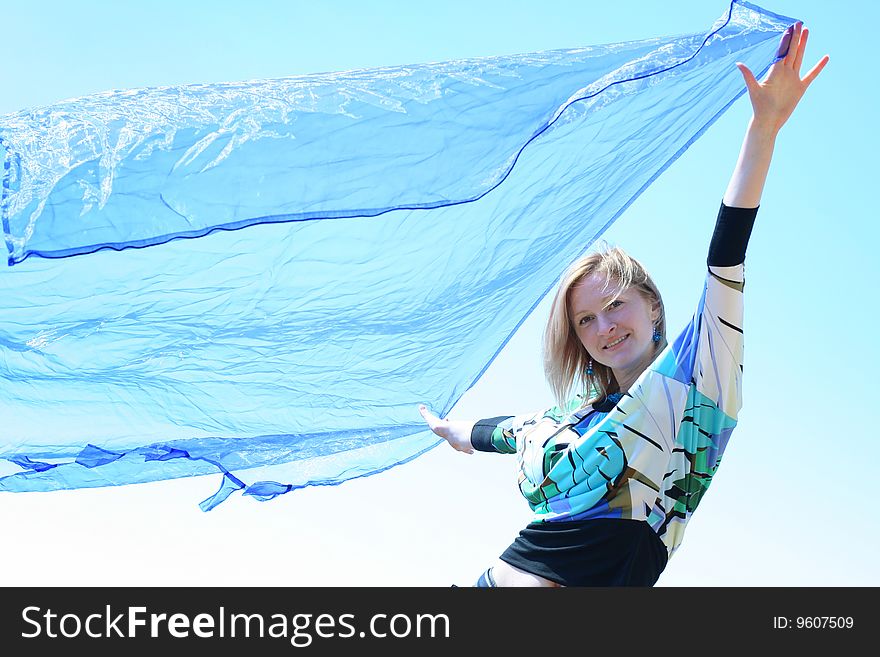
left=596, top=316, right=616, bottom=334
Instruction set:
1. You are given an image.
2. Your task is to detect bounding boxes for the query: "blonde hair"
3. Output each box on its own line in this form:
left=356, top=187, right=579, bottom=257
left=543, top=244, right=666, bottom=410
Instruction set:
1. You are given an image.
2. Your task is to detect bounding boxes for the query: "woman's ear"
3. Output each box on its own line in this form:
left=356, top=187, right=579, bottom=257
left=651, top=300, right=661, bottom=322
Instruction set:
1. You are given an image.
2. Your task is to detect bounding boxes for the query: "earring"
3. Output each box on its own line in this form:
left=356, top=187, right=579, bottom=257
left=652, top=325, right=661, bottom=343
left=585, top=358, right=594, bottom=376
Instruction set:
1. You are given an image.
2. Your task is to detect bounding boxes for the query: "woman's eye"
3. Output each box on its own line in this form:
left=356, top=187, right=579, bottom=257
left=608, top=300, right=623, bottom=309
left=578, top=316, right=593, bottom=326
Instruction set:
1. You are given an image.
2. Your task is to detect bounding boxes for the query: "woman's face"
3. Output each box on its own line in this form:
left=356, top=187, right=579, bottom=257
left=569, top=273, right=660, bottom=382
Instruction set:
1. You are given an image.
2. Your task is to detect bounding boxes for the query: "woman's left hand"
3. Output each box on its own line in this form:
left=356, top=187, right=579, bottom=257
left=736, top=22, right=829, bottom=134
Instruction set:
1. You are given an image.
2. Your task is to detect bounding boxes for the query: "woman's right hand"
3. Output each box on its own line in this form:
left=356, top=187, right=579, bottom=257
left=418, top=405, right=475, bottom=454
left=735, top=22, right=829, bottom=135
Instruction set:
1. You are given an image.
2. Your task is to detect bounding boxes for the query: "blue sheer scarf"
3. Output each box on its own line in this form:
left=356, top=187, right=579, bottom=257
left=0, top=1, right=795, bottom=509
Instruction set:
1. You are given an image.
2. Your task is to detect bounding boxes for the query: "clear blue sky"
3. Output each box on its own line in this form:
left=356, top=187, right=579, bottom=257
left=1, top=0, right=876, bottom=586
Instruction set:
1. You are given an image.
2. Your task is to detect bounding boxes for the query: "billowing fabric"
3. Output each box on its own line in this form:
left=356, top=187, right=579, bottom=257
left=476, top=204, right=755, bottom=558
left=0, top=1, right=795, bottom=510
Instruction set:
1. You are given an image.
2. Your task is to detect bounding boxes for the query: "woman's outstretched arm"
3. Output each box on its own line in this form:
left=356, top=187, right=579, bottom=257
left=723, top=22, right=829, bottom=208
left=418, top=405, right=522, bottom=455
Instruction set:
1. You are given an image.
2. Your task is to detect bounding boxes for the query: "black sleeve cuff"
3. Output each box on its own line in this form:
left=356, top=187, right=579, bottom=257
left=470, top=416, right=514, bottom=452
left=707, top=202, right=758, bottom=267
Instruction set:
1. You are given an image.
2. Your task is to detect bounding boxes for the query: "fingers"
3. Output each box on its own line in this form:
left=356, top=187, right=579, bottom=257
left=793, top=26, right=808, bottom=72
left=735, top=62, right=759, bottom=94
left=419, top=403, right=449, bottom=432
left=418, top=404, right=439, bottom=426
left=802, top=54, right=830, bottom=87
left=776, top=23, right=794, bottom=59
left=783, top=22, right=803, bottom=68
left=419, top=404, right=473, bottom=453
left=770, top=22, right=828, bottom=89
left=790, top=23, right=829, bottom=88
left=419, top=403, right=439, bottom=418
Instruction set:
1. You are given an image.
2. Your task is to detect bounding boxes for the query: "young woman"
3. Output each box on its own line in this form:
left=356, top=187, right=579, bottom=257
left=419, top=22, right=828, bottom=587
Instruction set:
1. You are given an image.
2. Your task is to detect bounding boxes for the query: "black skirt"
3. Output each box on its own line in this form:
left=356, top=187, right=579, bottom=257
left=499, top=518, right=668, bottom=587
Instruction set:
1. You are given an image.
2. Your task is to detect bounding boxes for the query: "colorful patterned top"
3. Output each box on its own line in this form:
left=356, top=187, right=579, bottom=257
left=470, top=203, right=757, bottom=559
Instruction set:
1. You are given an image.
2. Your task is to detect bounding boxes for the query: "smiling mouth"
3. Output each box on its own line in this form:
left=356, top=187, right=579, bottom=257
left=603, top=334, right=629, bottom=350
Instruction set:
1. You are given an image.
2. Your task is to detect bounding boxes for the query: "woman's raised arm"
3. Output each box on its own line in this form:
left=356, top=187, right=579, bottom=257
left=723, top=22, right=829, bottom=208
